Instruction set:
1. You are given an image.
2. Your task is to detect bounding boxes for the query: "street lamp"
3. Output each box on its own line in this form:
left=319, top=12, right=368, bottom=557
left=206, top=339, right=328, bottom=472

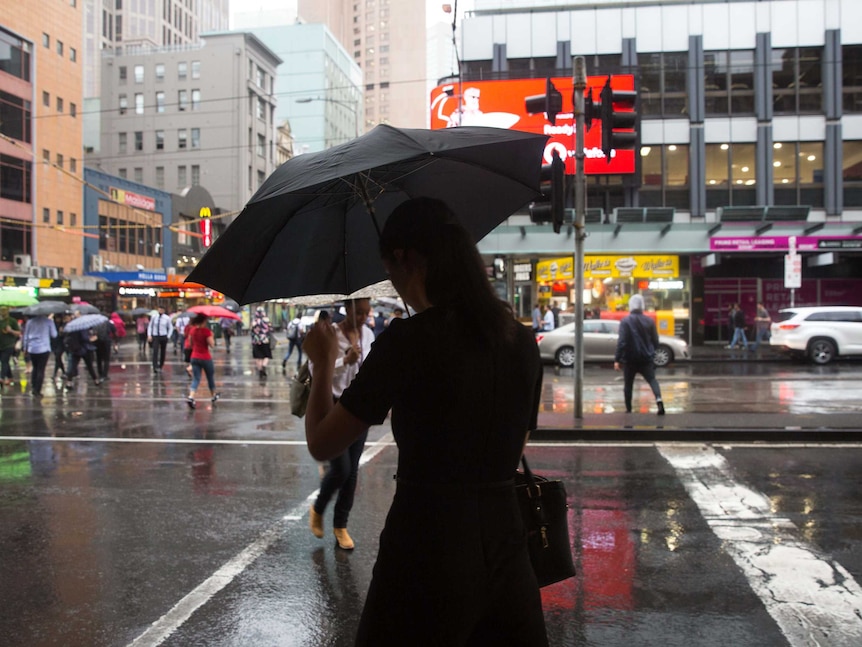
left=296, top=96, right=360, bottom=144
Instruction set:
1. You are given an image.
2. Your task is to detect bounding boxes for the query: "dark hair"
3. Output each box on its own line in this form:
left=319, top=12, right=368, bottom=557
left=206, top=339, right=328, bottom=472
left=191, top=313, right=208, bottom=326
left=379, top=197, right=514, bottom=345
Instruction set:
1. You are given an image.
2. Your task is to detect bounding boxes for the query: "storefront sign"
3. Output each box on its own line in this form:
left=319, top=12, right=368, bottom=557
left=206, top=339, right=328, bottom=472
left=2, top=276, right=70, bottom=290
left=513, top=262, right=532, bottom=282
left=119, top=286, right=156, bottom=297
left=710, top=236, right=862, bottom=252
left=537, top=255, right=679, bottom=281
left=110, top=187, right=156, bottom=211
left=199, top=207, right=212, bottom=248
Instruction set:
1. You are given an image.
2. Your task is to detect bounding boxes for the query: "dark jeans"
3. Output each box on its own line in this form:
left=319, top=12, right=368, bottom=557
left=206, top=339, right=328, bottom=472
left=0, top=347, right=14, bottom=380
left=190, top=357, right=215, bottom=393
left=52, top=347, right=65, bottom=379
left=622, top=361, right=662, bottom=410
left=151, top=336, right=168, bottom=369
left=314, top=429, right=368, bottom=528
left=29, top=351, right=50, bottom=395
left=283, top=338, right=303, bottom=367
left=67, top=351, right=98, bottom=383
left=95, top=339, right=112, bottom=379
left=223, top=331, right=233, bottom=352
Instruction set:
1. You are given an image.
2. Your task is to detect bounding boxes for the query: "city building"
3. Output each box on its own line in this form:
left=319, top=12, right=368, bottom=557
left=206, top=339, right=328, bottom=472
left=453, top=0, right=862, bottom=344
left=1, top=0, right=85, bottom=280
left=90, top=31, right=281, bottom=215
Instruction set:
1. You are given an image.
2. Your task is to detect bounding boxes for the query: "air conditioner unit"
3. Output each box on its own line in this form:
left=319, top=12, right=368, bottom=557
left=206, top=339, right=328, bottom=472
left=29, top=266, right=41, bottom=278
left=90, top=255, right=104, bottom=272
left=44, top=267, right=60, bottom=279
left=14, top=254, right=31, bottom=269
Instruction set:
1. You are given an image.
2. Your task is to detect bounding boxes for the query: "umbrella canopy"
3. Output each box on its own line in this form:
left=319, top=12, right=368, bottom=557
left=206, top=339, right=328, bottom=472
left=21, top=301, right=69, bottom=316
left=130, top=307, right=151, bottom=317
left=221, top=299, right=240, bottom=312
left=187, top=125, right=548, bottom=304
left=0, top=291, right=38, bottom=308
left=70, top=303, right=101, bottom=315
left=186, top=305, right=241, bottom=321
left=284, top=279, right=399, bottom=308
left=64, top=313, right=108, bottom=333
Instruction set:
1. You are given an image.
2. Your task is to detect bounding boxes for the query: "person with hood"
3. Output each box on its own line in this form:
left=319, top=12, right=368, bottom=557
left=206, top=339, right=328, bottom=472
left=614, top=294, right=665, bottom=415
left=250, top=307, right=273, bottom=378
left=110, top=312, right=126, bottom=353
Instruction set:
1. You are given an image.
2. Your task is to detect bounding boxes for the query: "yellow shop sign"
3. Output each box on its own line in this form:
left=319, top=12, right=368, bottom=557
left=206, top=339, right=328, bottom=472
left=536, top=255, right=679, bottom=281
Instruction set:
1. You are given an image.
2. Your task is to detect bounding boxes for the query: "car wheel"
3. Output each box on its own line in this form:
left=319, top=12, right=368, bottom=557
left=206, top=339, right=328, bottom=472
left=653, top=345, right=673, bottom=367
left=808, top=338, right=836, bottom=365
left=555, top=346, right=575, bottom=368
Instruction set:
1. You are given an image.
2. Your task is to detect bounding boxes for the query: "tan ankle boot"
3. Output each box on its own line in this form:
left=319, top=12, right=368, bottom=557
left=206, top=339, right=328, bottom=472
left=309, top=506, right=324, bottom=539
left=333, top=527, right=354, bottom=550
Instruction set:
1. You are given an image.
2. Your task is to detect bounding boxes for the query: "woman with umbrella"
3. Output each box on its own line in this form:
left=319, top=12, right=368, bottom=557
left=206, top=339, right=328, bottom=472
left=302, top=198, right=548, bottom=645
left=185, top=313, right=220, bottom=409
left=0, top=306, right=22, bottom=389
left=63, top=313, right=103, bottom=390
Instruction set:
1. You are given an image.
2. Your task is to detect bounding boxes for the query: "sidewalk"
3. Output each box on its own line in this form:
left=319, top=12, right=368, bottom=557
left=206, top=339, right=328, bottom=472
left=687, top=342, right=787, bottom=362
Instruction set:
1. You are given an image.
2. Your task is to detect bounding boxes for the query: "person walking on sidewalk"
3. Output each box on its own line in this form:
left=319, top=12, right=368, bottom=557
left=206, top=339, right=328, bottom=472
left=749, top=302, right=772, bottom=352
left=185, top=314, right=219, bottom=409
left=281, top=315, right=304, bottom=373
left=250, top=307, right=273, bottom=378
left=308, top=298, right=374, bottom=551
left=0, top=306, right=22, bottom=389
left=614, top=294, right=665, bottom=415
left=147, top=306, right=172, bottom=373
left=727, top=303, right=749, bottom=350
left=303, top=198, right=548, bottom=645
left=21, top=314, right=57, bottom=398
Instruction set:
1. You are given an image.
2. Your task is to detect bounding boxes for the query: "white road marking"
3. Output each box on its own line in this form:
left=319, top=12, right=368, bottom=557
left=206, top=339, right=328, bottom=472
left=125, top=432, right=393, bottom=647
left=659, top=444, right=862, bottom=647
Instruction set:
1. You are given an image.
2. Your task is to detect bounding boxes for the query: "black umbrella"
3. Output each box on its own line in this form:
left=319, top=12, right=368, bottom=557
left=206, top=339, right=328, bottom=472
left=187, top=125, right=548, bottom=304
left=70, top=303, right=101, bottom=315
left=21, top=301, right=69, bottom=316
left=130, top=307, right=151, bottom=317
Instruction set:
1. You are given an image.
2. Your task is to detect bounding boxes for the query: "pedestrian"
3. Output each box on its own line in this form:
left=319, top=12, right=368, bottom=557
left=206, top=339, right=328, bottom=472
left=551, top=300, right=561, bottom=328
left=726, top=303, right=735, bottom=345
left=542, top=303, right=555, bottom=331
left=21, top=314, right=57, bottom=398
left=386, top=307, right=404, bottom=328
left=0, top=306, right=22, bottom=389
left=135, top=313, right=150, bottom=354
left=93, top=319, right=114, bottom=381
left=281, top=315, right=304, bottom=373
left=372, top=311, right=387, bottom=338
left=302, top=197, right=548, bottom=645
left=749, top=302, right=772, bottom=352
left=147, top=306, right=172, bottom=373
left=64, top=319, right=101, bottom=389
left=250, top=307, right=273, bottom=378
left=185, top=314, right=220, bottom=409
left=174, top=312, right=190, bottom=355
left=110, top=312, right=126, bottom=353
left=307, top=297, right=375, bottom=552
left=531, top=302, right=543, bottom=333
left=220, top=317, right=236, bottom=353
left=51, top=313, right=68, bottom=384
left=614, top=294, right=665, bottom=415
left=727, top=303, right=749, bottom=350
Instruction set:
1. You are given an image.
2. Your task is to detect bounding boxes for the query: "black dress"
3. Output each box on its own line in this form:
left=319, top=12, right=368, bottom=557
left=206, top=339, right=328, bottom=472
left=339, top=307, right=548, bottom=646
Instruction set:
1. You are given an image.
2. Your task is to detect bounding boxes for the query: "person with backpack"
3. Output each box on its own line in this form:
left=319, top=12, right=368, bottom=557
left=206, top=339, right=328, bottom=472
left=614, top=294, right=665, bottom=415
left=281, top=315, right=304, bottom=374
left=220, top=317, right=236, bottom=354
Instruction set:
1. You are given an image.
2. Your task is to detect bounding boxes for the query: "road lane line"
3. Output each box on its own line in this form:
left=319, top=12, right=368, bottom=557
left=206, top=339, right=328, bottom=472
left=659, top=444, right=862, bottom=647
left=126, top=431, right=393, bottom=647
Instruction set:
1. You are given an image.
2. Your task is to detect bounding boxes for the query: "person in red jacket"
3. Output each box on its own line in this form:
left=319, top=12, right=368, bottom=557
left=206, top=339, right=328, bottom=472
left=185, top=314, right=220, bottom=409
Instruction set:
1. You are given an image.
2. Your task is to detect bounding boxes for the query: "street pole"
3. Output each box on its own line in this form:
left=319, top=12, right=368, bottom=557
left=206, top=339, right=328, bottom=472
left=573, top=56, right=587, bottom=421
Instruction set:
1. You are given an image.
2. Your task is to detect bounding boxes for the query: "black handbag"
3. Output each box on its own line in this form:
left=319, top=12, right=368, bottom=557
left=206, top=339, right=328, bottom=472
left=290, top=361, right=312, bottom=417
left=515, top=456, right=576, bottom=587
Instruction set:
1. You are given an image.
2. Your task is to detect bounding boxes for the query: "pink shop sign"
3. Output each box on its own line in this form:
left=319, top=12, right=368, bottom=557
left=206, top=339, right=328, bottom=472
left=710, top=236, right=862, bottom=252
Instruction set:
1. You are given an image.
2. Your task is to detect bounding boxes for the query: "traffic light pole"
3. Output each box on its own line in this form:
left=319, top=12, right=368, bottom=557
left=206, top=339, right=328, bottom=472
left=573, top=56, right=586, bottom=420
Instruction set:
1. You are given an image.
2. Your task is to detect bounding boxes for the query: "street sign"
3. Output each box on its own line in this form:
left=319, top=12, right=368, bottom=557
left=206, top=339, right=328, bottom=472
left=784, top=253, right=802, bottom=289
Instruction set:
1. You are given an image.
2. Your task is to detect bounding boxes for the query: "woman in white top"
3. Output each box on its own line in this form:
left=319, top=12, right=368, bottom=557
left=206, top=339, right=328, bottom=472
left=308, top=298, right=374, bottom=550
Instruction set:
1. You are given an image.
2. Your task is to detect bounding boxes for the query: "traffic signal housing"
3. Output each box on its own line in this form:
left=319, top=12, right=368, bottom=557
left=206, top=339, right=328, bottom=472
left=529, top=149, right=565, bottom=233
left=599, top=79, right=637, bottom=161
left=525, top=78, right=563, bottom=125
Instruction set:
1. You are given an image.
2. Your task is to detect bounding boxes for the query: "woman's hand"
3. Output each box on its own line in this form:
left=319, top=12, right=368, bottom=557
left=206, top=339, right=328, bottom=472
left=303, top=319, right=339, bottom=367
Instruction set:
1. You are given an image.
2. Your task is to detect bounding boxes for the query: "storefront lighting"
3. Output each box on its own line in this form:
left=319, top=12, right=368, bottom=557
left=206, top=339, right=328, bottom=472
left=774, top=142, right=783, bottom=149
left=782, top=178, right=790, bottom=184
left=774, top=161, right=782, bottom=167
left=741, top=166, right=749, bottom=172
left=640, top=146, right=651, bottom=156
left=720, top=143, right=729, bottom=150
left=668, top=145, right=677, bottom=152
left=709, top=179, right=717, bottom=185
left=736, top=179, right=743, bottom=185
left=745, top=179, right=755, bottom=186
left=807, top=155, right=816, bottom=161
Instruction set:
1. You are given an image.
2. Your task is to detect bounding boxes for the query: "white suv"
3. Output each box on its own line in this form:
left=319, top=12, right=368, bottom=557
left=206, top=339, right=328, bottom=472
left=770, top=306, right=862, bottom=364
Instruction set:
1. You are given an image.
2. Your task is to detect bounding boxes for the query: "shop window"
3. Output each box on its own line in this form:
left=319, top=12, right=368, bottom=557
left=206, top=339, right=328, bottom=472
left=706, top=143, right=756, bottom=208
left=639, top=52, right=688, bottom=118
left=772, top=47, right=822, bottom=114
left=843, top=140, right=862, bottom=207
left=774, top=141, right=824, bottom=207
left=843, top=45, right=862, bottom=113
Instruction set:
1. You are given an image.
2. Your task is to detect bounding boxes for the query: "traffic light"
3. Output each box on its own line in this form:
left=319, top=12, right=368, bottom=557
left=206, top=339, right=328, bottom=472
left=529, top=149, right=565, bottom=233
left=525, top=78, right=563, bottom=125
left=598, top=78, right=637, bottom=161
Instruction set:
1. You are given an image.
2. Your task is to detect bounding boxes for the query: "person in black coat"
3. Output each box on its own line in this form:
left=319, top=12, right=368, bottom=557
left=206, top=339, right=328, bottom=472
left=614, top=294, right=665, bottom=415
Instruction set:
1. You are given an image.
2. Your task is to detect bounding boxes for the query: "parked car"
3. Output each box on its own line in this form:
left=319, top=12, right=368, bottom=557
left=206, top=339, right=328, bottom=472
left=769, top=306, right=862, bottom=364
left=535, top=319, right=690, bottom=368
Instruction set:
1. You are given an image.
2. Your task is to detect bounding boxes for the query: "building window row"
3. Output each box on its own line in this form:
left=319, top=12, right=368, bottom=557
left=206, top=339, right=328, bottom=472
left=40, top=207, right=76, bottom=226
left=41, top=32, right=76, bottom=63
left=40, top=91, right=76, bottom=117
left=119, top=60, right=200, bottom=84
left=119, top=89, right=199, bottom=114
left=98, top=214, right=162, bottom=257
left=118, top=128, right=200, bottom=154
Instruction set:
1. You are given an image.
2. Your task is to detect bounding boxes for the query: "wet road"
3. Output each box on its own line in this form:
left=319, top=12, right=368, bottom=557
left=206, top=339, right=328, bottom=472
left=1, top=338, right=862, bottom=646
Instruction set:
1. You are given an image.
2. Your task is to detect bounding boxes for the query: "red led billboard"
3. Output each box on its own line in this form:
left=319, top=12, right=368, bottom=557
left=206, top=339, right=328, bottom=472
left=430, top=75, right=637, bottom=175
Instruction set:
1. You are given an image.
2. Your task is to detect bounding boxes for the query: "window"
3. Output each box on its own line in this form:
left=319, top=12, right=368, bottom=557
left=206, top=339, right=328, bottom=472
left=119, top=94, right=127, bottom=114
left=134, top=131, right=143, bottom=151
left=842, top=140, right=862, bottom=207
left=639, top=52, right=688, bottom=117
left=56, top=40, right=63, bottom=56
left=56, top=97, right=64, bottom=112
left=191, top=60, right=200, bottom=79
left=155, top=63, right=165, bottom=81
left=70, top=47, right=76, bottom=62
left=42, top=149, right=49, bottom=163
left=191, top=128, right=200, bottom=149
left=155, top=166, right=164, bottom=189
left=639, top=144, right=690, bottom=209
left=156, top=91, right=165, bottom=113
left=0, top=29, right=31, bottom=82
left=42, top=91, right=49, bottom=107
left=178, top=89, right=188, bottom=111
left=843, top=45, right=862, bottom=113
left=70, top=102, right=76, bottom=117
left=258, top=169, right=266, bottom=188
left=118, top=168, right=127, bottom=179
left=191, top=164, right=200, bottom=185
left=118, top=132, right=127, bottom=153
left=57, top=210, right=64, bottom=225
left=256, top=96, right=266, bottom=119
left=257, top=133, right=266, bottom=157
left=134, top=64, right=144, bottom=83
left=119, top=65, right=127, bottom=82
left=0, top=91, right=32, bottom=143
left=155, top=130, right=164, bottom=150
left=191, top=89, right=200, bottom=111
left=706, top=143, right=756, bottom=208
left=133, top=167, right=143, bottom=183
left=178, top=165, right=187, bottom=186
left=56, top=153, right=63, bottom=168
left=135, top=93, right=144, bottom=114
left=42, top=33, right=49, bottom=48
left=70, top=213, right=76, bottom=227
left=43, top=208, right=50, bottom=223
left=704, top=50, right=755, bottom=115
left=256, top=66, right=265, bottom=87
left=178, top=61, right=187, bottom=80
left=0, top=155, right=32, bottom=203
left=178, top=129, right=187, bottom=149
left=70, top=158, right=76, bottom=173
left=772, top=47, right=822, bottom=114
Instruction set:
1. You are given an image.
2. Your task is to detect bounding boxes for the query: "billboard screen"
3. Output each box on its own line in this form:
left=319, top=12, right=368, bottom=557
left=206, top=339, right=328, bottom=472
left=430, top=75, right=636, bottom=175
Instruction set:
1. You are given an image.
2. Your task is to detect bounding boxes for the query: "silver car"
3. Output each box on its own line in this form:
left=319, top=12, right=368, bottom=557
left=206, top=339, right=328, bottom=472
left=536, top=319, right=690, bottom=368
